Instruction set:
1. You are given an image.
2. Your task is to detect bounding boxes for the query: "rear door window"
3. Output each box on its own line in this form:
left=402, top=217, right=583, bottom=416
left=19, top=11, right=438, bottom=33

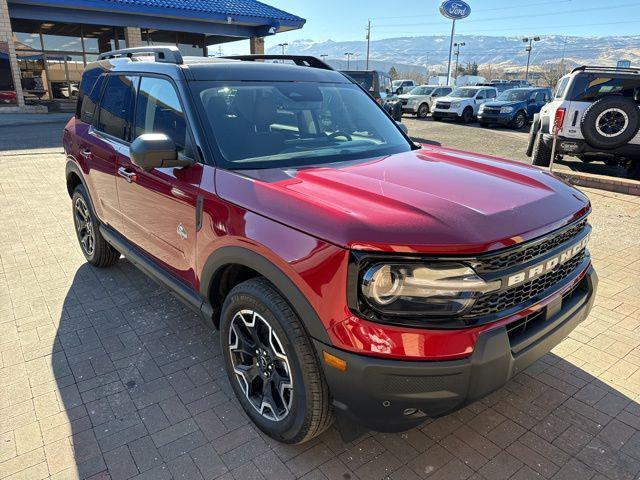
left=568, top=75, right=640, bottom=102
left=96, top=75, right=138, bottom=141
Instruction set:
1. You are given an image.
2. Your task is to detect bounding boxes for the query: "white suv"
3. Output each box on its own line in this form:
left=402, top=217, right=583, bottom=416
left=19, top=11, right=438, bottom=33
left=527, top=66, right=640, bottom=178
left=432, top=86, right=498, bottom=123
left=399, top=85, right=453, bottom=118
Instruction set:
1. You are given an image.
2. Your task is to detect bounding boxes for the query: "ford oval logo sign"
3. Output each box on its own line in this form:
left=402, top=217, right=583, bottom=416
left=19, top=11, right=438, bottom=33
left=439, top=0, right=471, bottom=20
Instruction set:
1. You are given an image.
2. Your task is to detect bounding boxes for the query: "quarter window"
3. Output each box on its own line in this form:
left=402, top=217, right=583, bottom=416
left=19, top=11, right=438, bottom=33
left=96, top=75, right=137, bottom=141
left=135, top=76, right=192, bottom=157
left=78, top=72, right=105, bottom=124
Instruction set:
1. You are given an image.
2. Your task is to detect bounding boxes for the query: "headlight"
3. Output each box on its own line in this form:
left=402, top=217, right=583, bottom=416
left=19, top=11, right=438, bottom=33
left=451, top=101, right=461, bottom=108
left=478, top=104, right=486, bottom=113
left=361, top=263, right=500, bottom=317
left=500, top=106, right=514, bottom=114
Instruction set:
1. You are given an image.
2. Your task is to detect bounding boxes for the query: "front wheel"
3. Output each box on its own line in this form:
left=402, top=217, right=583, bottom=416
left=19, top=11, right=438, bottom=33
left=461, top=107, right=473, bottom=123
left=417, top=103, right=429, bottom=118
left=220, top=278, right=332, bottom=444
left=512, top=111, right=527, bottom=130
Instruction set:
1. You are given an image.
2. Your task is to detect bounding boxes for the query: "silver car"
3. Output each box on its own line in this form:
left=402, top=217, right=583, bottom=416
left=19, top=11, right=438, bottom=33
left=399, top=85, right=453, bottom=118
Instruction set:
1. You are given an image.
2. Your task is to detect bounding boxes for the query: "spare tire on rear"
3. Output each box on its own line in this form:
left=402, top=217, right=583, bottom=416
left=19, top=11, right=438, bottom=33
left=580, top=96, right=640, bottom=149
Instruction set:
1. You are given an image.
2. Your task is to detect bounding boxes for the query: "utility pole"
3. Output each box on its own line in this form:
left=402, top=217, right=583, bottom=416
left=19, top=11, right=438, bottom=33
left=365, top=20, right=371, bottom=70
left=345, top=52, right=354, bottom=69
left=523, top=36, right=540, bottom=82
left=453, top=42, right=465, bottom=80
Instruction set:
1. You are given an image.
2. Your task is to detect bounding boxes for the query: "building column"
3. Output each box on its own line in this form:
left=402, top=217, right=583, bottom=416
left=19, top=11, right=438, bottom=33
left=249, top=37, right=265, bottom=55
left=124, top=27, right=142, bottom=48
left=0, top=0, right=25, bottom=108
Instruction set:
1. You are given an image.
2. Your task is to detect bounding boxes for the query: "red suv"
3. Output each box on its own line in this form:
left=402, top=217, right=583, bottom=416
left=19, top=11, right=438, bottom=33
left=63, top=47, right=597, bottom=444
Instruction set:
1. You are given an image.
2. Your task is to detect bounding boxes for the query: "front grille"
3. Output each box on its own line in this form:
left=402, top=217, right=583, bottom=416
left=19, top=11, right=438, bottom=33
left=401, top=99, right=408, bottom=105
left=477, top=220, right=587, bottom=272
left=482, top=107, right=501, bottom=114
left=506, top=278, right=584, bottom=346
left=436, top=102, right=450, bottom=109
left=467, top=249, right=587, bottom=317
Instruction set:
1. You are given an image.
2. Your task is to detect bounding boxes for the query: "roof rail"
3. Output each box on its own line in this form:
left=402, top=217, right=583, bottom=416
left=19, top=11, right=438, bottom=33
left=98, top=46, right=183, bottom=65
left=571, top=65, right=639, bottom=74
left=220, top=54, right=333, bottom=71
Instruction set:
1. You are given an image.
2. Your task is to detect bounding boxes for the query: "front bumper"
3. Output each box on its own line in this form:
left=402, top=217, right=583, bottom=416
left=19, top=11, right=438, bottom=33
left=402, top=104, right=418, bottom=114
left=478, top=112, right=514, bottom=125
left=315, top=266, right=597, bottom=433
left=432, top=110, right=461, bottom=119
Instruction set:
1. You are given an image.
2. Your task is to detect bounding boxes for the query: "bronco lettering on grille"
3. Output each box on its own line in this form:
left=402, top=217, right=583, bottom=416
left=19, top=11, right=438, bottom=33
left=506, top=234, right=590, bottom=287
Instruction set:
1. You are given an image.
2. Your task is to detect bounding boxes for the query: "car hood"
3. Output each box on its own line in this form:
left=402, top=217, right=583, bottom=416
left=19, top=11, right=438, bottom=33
left=216, top=146, right=590, bottom=254
left=437, top=96, right=472, bottom=102
left=483, top=100, right=526, bottom=108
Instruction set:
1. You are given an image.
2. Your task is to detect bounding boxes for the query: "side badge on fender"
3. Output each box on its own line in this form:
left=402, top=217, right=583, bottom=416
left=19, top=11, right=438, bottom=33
left=177, top=223, right=188, bottom=240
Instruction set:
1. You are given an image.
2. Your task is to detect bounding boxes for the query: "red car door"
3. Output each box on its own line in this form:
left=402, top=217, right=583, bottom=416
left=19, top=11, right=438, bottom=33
left=116, top=75, right=201, bottom=286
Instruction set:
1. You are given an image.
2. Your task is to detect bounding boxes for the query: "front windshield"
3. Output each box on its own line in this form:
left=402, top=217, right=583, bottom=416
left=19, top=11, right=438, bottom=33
left=497, top=89, right=531, bottom=101
left=194, top=82, right=412, bottom=169
left=449, top=88, right=478, bottom=98
left=408, top=86, right=435, bottom=95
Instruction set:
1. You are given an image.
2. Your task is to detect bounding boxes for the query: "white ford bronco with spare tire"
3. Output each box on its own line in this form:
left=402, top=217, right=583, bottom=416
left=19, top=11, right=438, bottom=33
left=527, top=65, right=640, bottom=178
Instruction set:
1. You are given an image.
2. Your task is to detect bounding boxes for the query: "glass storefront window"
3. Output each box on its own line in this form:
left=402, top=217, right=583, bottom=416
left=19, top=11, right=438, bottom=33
left=41, top=23, right=83, bottom=51
left=0, top=41, right=17, bottom=105
left=83, top=26, right=122, bottom=53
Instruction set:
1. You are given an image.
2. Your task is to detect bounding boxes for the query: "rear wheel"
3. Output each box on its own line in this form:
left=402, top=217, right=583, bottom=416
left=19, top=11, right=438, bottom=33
left=220, top=278, right=332, bottom=444
left=417, top=103, right=429, bottom=118
left=72, top=184, right=120, bottom=267
left=526, top=115, right=541, bottom=157
left=531, top=132, right=552, bottom=167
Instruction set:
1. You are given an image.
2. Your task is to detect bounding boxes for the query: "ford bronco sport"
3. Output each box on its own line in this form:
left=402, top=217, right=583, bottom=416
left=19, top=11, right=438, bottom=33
left=64, top=47, right=597, bottom=444
left=528, top=65, right=640, bottom=178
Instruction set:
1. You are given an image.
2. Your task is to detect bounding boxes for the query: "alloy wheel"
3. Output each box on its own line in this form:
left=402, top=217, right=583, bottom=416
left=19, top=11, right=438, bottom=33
left=595, top=108, right=628, bottom=137
left=74, top=197, right=95, bottom=256
left=228, top=309, right=293, bottom=421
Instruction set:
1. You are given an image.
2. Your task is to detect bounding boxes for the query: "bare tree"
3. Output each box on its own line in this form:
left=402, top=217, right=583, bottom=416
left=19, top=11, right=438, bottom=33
left=478, top=64, right=505, bottom=82
left=538, top=62, right=570, bottom=89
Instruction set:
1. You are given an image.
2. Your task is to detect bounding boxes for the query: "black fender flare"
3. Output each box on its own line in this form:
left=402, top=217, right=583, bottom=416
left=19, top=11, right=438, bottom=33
left=65, top=159, right=96, bottom=213
left=200, top=246, right=332, bottom=344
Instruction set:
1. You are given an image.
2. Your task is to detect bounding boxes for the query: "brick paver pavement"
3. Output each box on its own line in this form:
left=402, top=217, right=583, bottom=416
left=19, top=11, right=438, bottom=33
left=1, top=150, right=640, bottom=480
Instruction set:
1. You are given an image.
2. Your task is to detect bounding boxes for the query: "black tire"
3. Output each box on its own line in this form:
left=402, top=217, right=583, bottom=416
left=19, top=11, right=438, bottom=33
left=72, top=184, right=120, bottom=267
left=531, top=132, right=552, bottom=167
left=417, top=103, right=429, bottom=118
left=526, top=114, right=541, bottom=157
left=512, top=110, right=527, bottom=130
left=580, top=96, right=640, bottom=149
left=220, top=278, right=332, bottom=444
left=461, top=107, right=473, bottom=123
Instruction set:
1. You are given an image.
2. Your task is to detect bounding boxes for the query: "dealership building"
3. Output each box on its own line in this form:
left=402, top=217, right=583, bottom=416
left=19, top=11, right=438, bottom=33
left=0, top=0, right=305, bottom=110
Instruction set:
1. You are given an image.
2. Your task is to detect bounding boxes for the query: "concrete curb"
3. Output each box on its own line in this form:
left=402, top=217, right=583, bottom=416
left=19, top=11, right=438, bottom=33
left=553, top=170, right=640, bottom=196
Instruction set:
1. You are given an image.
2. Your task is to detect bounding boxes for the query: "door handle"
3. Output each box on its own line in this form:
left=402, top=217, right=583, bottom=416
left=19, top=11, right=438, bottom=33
left=80, top=148, right=92, bottom=160
left=117, top=166, right=137, bottom=183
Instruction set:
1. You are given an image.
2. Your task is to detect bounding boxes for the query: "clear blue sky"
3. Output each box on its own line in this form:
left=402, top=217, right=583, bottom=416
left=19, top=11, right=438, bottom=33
left=223, top=0, right=640, bottom=53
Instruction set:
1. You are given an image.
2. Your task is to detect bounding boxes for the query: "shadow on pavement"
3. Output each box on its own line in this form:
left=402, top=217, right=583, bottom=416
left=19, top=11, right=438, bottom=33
left=53, top=260, right=640, bottom=479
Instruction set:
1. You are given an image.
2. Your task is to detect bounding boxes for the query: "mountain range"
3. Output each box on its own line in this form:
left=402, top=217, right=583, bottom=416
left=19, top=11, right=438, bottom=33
left=267, top=35, right=640, bottom=74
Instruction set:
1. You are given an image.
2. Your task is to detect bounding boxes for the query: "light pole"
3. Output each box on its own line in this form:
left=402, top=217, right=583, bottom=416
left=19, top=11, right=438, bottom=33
left=345, top=52, right=354, bottom=69
left=523, top=36, right=540, bottom=82
left=277, top=42, right=288, bottom=55
left=453, top=42, right=465, bottom=80
left=320, top=54, right=328, bottom=63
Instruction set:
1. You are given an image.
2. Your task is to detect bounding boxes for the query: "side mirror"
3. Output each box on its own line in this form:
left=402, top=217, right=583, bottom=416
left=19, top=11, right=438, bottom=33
left=396, top=121, right=408, bottom=134
left=130, top=133, right=192, bottom=171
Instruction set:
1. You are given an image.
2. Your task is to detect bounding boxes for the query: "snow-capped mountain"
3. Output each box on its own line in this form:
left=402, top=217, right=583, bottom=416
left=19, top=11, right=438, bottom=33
left=268, top=35, right=640, bottom=73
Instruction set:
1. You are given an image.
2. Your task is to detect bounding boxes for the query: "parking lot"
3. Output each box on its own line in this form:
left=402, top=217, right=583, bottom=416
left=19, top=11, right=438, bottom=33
left=1, top=116, right=640, bottom=480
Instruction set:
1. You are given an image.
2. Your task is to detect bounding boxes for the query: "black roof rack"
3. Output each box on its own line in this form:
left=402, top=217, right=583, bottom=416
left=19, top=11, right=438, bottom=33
left=98, top=46, right=183, bottom=65
left=221, top=54, right=333, bottom=71
left=571, top=65, right=639, bottom=74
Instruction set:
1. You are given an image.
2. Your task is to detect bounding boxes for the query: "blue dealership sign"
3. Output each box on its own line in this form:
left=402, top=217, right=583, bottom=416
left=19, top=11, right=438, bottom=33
left=439, top=0, right=471, bottom=20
